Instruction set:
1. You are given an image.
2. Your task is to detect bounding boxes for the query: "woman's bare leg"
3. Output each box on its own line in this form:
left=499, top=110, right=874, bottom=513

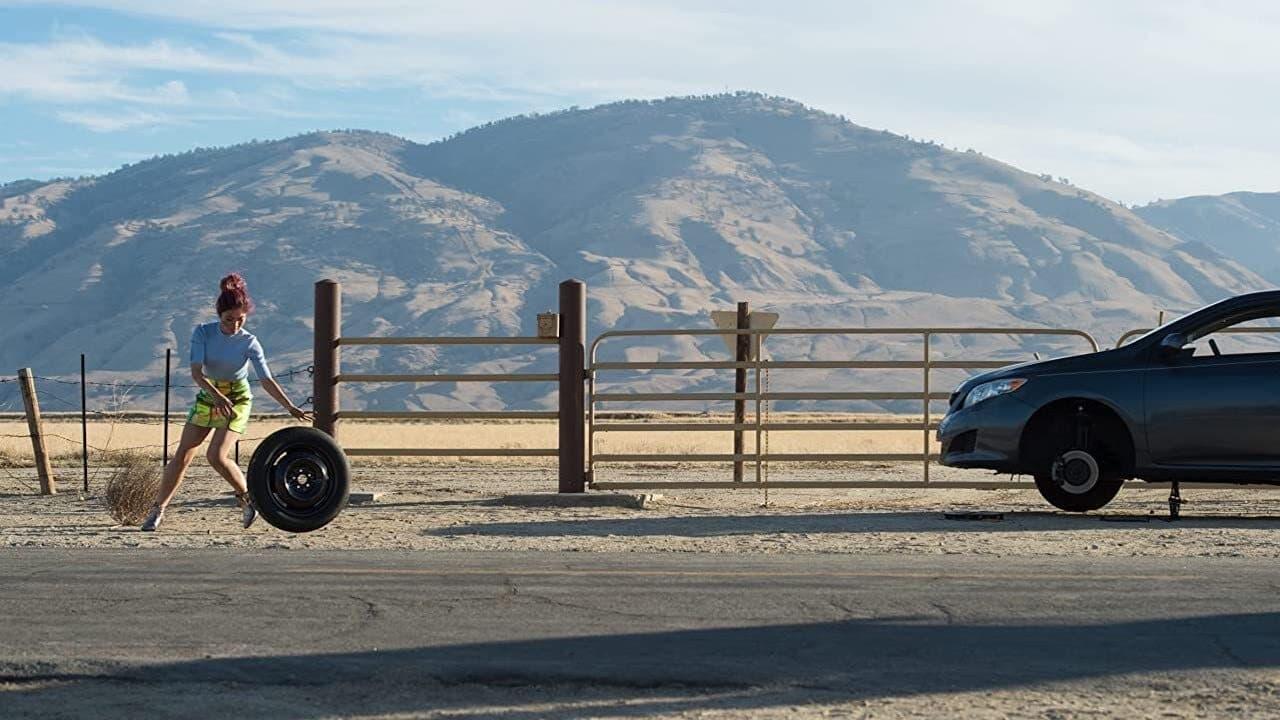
left=154, top=423, right=212, bottom=509
left=206, top=427, right=249, bottom=498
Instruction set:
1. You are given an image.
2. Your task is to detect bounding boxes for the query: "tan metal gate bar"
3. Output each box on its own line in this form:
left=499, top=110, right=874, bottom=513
left=588, top=327, right=1098, bottom=490
left=334, top=333, right=559, bottom=458
left=311, top=279, right=565, bottom=461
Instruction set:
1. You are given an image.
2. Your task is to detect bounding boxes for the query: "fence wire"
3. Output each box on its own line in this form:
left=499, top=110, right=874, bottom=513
left=0, top=361, right=315, bottom=493
left=0, top=465, right=38, bottom=493
left=33, top=365, right=313, bottom=390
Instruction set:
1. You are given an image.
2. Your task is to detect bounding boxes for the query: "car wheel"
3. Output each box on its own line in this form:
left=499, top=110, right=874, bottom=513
left=1034, top=446, right=1122, bottom=512
left=247, top=427, right=350, bottom=533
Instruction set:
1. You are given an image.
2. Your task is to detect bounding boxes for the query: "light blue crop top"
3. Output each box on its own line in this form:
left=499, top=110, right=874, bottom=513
left=190, top=322, right=273, bottom=382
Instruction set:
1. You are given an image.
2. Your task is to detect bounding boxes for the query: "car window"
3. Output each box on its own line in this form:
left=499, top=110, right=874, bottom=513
left=1184, top=314, right=1280, bottom=357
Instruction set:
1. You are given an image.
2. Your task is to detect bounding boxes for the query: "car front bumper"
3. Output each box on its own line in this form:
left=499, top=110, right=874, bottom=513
left=936, top=393, right=1036, bottom=473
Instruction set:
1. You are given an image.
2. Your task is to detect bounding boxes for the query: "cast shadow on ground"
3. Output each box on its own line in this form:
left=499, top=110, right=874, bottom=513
left=421, top=510, right=1280, bottom=539
left=3, top=612, right=1277, bottom=719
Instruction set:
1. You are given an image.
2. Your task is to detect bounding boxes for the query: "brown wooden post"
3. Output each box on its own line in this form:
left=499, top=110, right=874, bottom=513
left=559, top=279, right=586, bottom=493
left=923, top=332, right=931, bottom=484
left=733, top=301, right=749, bottom=482
left=314, top=279, right=341, bottom=439
left=17, top=368, right=55, bottom=495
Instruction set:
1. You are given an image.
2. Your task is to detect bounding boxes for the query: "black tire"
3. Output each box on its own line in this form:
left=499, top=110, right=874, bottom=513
left=247, top=427, right=350, bottom=533
left=1034, top=447, right=1123, bottom=512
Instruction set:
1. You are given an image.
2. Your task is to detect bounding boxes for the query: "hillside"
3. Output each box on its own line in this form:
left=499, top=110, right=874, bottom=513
left=1137, top=192, right=1280, bottom=285
left=0, top=93, right=1268, bottom=412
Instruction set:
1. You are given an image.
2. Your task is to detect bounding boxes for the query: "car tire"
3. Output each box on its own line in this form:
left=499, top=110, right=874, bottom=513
left=247, top=427, right=350, bottom=533
left=1033, top=447, right=1123, bottom=512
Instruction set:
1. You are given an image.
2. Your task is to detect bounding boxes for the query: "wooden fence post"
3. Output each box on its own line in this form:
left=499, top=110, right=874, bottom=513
left=314, top=279, right=341, bottom=439
left=559, top=279, right=586, bottom=493
left=17, top=368, right=55, bottom=495
left=733, top=301, right=749, bottom=482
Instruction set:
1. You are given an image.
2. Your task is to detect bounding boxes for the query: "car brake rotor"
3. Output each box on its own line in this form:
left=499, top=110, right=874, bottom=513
left=1052, top=449, right=1099, bottom=495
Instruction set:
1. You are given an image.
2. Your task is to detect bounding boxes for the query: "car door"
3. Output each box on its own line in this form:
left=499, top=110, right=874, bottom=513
left=1145, top=320, right=1280, bottom=468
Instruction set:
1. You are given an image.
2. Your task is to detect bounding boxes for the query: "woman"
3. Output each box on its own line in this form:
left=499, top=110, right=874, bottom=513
left=141, top=273, right=312, bottom=531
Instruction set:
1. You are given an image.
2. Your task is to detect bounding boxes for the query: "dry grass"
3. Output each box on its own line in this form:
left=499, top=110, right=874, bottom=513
left=0, top=413, right=941, bottom=468
left=0, top=447, right=22, bottom=469
left=101, top=450, right=162, bottom=525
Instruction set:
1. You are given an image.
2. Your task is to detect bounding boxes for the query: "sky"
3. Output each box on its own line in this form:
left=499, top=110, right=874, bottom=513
left=1, top=0, right=1278, bottom=206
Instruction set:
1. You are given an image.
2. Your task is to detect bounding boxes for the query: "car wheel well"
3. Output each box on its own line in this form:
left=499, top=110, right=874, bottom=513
left=1020, top=399, right=1135, bottom=477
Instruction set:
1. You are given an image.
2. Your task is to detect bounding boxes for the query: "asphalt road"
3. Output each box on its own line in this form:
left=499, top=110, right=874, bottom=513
left=2, top=549, right=1279, bottom=717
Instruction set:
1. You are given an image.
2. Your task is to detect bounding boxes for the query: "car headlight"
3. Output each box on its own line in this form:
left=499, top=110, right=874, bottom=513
left=964, top=378, right=1027, bottom=408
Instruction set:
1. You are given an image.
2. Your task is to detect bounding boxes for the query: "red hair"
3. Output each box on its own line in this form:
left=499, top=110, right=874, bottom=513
left=216, top=273, right=253, bottom=315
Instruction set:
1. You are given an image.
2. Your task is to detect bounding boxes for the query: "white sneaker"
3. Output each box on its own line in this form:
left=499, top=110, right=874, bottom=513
left=239, top=494, right=257, bottom=529
left=141, top=505, right=164, bottom=532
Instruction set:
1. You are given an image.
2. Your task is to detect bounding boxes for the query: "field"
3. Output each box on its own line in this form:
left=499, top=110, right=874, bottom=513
left=0, top=414, right=939, bottom=469
left=3, top=414, right=1280, bottom=558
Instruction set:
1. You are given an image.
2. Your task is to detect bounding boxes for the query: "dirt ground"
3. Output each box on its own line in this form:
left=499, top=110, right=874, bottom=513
left=4, top=459, right=1280, bottom=557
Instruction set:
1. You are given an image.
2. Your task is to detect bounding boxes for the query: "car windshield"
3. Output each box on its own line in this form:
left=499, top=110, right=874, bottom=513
left=1127, top=296, right=1280, bottom=353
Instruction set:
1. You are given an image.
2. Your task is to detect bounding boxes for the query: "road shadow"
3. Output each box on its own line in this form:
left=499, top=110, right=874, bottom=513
left=2, top=612, right=1277, bottom=719
left=366, top=499, right=496, bottom=509
left=422, top=510, right=1280, bottom=539
left=169, top=497, right=240, bottom=508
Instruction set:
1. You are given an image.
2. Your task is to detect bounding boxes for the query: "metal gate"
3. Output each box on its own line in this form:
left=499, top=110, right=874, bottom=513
left=587, top=326, right=1098, bottom=490
left=311, top=279, right=590, bottom=492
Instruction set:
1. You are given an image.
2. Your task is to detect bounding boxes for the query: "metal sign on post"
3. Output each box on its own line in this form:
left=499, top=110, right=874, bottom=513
left=710, top=310, right=778, bottom=360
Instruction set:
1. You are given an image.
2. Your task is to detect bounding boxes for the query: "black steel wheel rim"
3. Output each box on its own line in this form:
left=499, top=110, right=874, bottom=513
left=266, top=443, right=336, bottom=517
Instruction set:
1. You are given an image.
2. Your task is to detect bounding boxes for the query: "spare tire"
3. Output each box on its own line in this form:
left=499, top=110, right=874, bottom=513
left=247, top=427, right=350, bottom=533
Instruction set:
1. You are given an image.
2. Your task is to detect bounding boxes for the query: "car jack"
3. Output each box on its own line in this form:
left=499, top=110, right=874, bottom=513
left=1167, top=481, right=1183, bottom=521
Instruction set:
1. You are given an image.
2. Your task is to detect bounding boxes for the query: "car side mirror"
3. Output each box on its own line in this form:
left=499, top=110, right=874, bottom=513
left=1158, top=332, right=1187, bottom=359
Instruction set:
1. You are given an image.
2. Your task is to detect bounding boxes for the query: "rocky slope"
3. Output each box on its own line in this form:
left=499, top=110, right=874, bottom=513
left=0, top=93, right=1268, bottom=412
left=1137, top=192, right=1280, bottom=285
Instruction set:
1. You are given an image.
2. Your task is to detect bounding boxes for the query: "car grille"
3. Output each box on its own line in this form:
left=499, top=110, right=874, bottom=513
left=945, top=430, right=977, bottom=455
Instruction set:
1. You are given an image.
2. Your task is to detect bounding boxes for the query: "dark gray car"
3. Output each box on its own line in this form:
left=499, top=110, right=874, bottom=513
left=937, top=290, right=1280, bottom=512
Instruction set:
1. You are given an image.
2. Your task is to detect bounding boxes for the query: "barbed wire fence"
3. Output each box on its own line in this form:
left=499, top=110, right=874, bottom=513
left=0, top=357, right=314, bottom=495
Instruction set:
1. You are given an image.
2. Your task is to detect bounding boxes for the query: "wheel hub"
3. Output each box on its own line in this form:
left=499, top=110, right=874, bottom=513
left=269, top=449, right=333, bottom=512
left=1053, top=450, right=1099, bottom=495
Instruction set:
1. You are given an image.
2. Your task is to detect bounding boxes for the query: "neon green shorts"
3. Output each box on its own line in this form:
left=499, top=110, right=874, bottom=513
left=187, top=378, right=253, bottom=434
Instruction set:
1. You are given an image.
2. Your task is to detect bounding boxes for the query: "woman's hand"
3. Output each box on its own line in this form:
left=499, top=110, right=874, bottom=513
left=287, top=405, right=314, bottom=423
left=212, top=393, right=236, bottom=419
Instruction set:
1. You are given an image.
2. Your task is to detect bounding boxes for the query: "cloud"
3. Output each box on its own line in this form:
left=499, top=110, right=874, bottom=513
left=1, top=0, right=1279, bottom=199
left=55, top=108, right=177, bottom=132
left=0, top=35, right=253, bottom=104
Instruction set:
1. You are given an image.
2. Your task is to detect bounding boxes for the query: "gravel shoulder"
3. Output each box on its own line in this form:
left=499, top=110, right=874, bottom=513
left=4, top=462, right=1280, bottom=557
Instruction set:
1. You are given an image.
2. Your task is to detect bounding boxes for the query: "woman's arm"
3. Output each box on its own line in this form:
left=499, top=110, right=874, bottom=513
left=260, top=378, right=313, bottom=422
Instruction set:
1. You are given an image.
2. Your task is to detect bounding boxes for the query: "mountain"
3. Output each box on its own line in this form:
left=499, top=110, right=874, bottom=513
left=1136, top=192, right=1280, bottom=285
left=0, top=93, right=1270, bottom=413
